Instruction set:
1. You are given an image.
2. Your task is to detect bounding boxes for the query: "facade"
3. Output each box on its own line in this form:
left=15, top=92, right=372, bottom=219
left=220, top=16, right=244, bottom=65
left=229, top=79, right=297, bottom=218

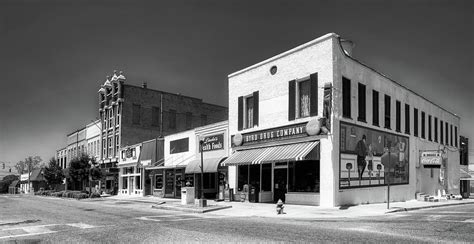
left=66, top=127, right=87, bottom=167
left=459, top=136, right=471, bottom=198
left=56, top=148, right=67, bottom=169
left=86, top=120, right=101, bottom=161
left=118, top=142, right=142, bottom=196
left=97, top=71, right=227, bottom=195
left=145, top=121, right=229, bottom=199
left=224, top=33, right=461, bottom=207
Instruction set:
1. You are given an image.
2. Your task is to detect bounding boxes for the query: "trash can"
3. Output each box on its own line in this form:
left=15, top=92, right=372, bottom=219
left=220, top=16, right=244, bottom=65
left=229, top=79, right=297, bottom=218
left=249, top=185, right=259, bottom=203
left=181, top=187, right=195, bottom=205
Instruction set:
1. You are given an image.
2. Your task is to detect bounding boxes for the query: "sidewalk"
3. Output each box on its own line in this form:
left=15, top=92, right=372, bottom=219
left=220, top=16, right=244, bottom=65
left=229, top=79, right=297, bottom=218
left=105, top=195, right=474, bottom=219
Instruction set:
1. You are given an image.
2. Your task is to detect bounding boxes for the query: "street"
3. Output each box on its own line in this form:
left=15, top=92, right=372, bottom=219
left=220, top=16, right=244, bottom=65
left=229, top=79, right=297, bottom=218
left=1, top=195, right=473, bottom=243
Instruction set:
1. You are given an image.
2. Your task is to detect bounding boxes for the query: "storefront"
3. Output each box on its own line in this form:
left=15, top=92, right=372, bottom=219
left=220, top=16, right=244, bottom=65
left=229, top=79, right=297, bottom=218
left=118, top=143, right=143, bottom=196
left=223, top=122, right=321, bottom=205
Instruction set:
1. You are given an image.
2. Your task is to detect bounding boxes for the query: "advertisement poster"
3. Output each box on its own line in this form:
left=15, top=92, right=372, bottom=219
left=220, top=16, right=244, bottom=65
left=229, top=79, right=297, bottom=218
left=339, top=122, right=409, bottom=189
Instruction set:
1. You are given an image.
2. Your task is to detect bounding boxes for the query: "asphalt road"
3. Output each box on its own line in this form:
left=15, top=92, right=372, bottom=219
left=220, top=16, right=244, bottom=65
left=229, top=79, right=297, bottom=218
left=1, top=195, right=473, bottom=243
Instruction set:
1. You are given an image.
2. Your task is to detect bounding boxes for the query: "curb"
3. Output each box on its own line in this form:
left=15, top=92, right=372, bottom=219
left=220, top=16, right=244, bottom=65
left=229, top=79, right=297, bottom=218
left=385, top=201, right=474, bottom=213
left=151, top=204, right=232, bottom=214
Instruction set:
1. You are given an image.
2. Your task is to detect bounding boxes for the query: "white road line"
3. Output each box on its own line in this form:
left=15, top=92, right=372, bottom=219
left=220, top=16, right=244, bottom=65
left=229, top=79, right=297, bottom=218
left=0, top=231, right=57, bottom=240
left=0, top=222, right=105, bottom=239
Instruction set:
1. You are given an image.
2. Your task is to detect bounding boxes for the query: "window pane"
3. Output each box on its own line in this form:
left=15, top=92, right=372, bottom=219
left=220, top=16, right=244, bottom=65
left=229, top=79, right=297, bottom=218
left=421, top=112, right=425, bottom=139
left=405, top=104, right=410, bottom=134
left=249, top=164, right=260, bottom=189
left=358, top=83, right=366, bottom=122
left=342, top=77, right=351, bottom=118
left=396, top=101, right=401, bottom=132
left=261, top=163, right=271, bottom=191
left=288, top=161, right=319, bottom=192
left=237, top=165, right=248, bottom=191
left=373, top=90, right=379, bottom=126
left=246, top=96, right=254, bottom=128
left=384, top=95, right=391, bottom=129
left=299, top=80, right=310, bottom=118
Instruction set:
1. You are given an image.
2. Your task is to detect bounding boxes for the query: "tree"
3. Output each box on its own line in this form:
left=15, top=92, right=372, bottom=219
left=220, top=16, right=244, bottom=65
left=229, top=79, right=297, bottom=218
left=0, top=174, right=19, bottom=193
left=15, top=156, right=42, bottom=174
left=43, top=158, right=64, bottom=189
left=68, top=154, right=102, bottom=191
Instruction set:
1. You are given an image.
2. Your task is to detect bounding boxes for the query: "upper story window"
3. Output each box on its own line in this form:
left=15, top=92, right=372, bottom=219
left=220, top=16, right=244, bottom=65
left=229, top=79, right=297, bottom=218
left=152, top=106, right=160, bottom=127
left=384, top=95, right=391, bottom=129
left=170, top=138, right=189, bottom=154
left=440, top=120, right=444, bottom=144
left=450, top=124, right=453, bottom=146
left=373, top=90, right=379, bottom=126
left=358, top=83, right=366, bottom=122
left=132, top=104, right=141, bottom=125
left=404, top=104, right=410, bottom=134
left=421, top=111, right=426, bottom=139
left=201, top=114, right=207, bottom=126
left=455, top=126, right=458, bottom=147
left=445, top=122, right=449, bottom=145
left=428, top=115, right=432, bottom=141
left=238, top=91, right=259, bottom=130
left=395, top=101, right=401, bottom=132
left=186, top=112, right=193, bottom=129
left=414, top=108, right=419, bottom=137
left=169, top=109, right=176, bottom=129
left=434, top=117, right=438, bottom=142
left=289, top=73, right=318, bottom=121
left=342, top=77, right=351, bottom=119
left=109, top=108, right=113, bottom=128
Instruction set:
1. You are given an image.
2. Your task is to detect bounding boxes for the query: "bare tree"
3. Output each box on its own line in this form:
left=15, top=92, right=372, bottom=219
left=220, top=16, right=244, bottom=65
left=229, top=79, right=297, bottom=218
left=15, top=156, right=42, bottom=174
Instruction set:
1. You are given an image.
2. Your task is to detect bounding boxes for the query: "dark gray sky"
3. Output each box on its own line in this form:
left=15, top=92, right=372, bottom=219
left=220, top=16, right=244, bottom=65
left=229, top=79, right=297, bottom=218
left=1, top=0, right=473, bottom=166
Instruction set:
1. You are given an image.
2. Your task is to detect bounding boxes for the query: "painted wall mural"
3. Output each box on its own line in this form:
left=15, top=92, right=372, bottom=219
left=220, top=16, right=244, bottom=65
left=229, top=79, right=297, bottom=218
left=339, top=122, right=409, bottom=189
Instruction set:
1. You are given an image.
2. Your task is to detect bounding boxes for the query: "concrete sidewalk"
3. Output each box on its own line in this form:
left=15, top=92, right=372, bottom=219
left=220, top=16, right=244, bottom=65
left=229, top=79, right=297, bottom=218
left=105, top=195, right=474, bottom=219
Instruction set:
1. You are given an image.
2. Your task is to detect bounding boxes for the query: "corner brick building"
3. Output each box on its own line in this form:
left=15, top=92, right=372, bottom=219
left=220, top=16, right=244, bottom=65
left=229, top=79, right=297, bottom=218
left=97, top=71, right=227, bottom=194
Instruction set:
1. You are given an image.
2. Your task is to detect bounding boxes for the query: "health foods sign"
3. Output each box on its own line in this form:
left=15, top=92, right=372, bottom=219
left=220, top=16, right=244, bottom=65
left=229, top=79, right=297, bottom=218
left=233, top=123, right=308, bottom=146
left=201, top=134, right=224, bottom=152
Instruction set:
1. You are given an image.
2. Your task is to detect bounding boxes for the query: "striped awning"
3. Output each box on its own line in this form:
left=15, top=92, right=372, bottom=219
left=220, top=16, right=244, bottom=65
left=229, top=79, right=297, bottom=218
left=222, top=141, right=319, bottom=166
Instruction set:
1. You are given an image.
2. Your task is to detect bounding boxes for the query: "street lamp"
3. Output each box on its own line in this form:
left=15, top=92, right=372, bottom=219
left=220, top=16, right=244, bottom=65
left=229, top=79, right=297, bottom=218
left=88, top=160, right=92, bottom=196
left=199, top=140, right=204, bottom=201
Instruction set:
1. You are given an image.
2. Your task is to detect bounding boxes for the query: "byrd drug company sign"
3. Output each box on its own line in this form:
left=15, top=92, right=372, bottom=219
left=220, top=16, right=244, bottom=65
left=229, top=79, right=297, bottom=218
left=421, top=151, right=442, bottom=168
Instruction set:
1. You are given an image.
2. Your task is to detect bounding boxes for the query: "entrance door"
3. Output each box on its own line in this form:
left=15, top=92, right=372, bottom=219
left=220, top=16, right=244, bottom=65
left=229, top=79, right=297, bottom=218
left=165, top=170, right=175, bottom=197
left=274, top=168, right=287, bottom=203
left=129, top=177, right=134, bottom=195
left=175, top=171, right=183, bottom=198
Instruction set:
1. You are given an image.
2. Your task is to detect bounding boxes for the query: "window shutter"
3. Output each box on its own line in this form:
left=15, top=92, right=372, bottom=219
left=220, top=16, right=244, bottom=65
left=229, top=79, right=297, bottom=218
left=310, top=73, right=318, bottom=117
left=253, top=91, right=259, bottom=127
left=288, top=80, right=296, bottom=121
left=238, top=96, right=243, bottom=131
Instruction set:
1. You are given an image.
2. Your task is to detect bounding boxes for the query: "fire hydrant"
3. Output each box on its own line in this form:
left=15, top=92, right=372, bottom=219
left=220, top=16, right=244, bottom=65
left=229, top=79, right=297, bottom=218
left=276, top=199, right=284, bottom=214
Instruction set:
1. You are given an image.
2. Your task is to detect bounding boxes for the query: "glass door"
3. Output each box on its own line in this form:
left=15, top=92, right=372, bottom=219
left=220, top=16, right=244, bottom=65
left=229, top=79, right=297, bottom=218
left=273, top=166, right=287, bottom=203
left=175, top=170, right=183, bottom=198
left=129, top=177, right=134, bottom=195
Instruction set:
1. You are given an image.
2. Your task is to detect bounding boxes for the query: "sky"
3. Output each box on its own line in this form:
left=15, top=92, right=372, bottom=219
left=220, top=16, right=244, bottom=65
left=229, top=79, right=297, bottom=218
left=0, top=0, right=473, bottom=168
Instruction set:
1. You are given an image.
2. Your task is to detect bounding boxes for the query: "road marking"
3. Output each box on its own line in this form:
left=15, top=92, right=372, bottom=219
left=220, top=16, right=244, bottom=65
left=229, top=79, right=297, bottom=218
left=66, top=223, right=96, bottom=229
left=137, top=214, right=227, bottom=222
left=0, top=223, right=104, bottom=239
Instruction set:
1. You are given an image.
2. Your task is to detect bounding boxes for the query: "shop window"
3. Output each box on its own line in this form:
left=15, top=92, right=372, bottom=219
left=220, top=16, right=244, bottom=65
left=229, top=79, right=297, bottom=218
left=186, top=112, right=193, bottom=129
left=288, top=161, right=319, bottom=193
left=203, top=173, right=216, bottom=189
left=384, top=95, right=391, bottom=129
left=434, top=117, right=438, bottom=142
left=122, top=177, right=128, bottom=189
left=342, top=77, right=351, bottom=118
left=358, top=83, right=366, bottom=122
left=152, top=106, right=160, bottom=127
left=136, top=176, right=141, bottom=189
left=237, top=91, right=259, bottom=130
left=170, top=138, right=189, bottom=154
left=428, top=115, right=432, bottom=141
left=169, top=109, right=176, bottom=129
left=237, top=165, right=249, bottom=191
left=373, top=90, right=379, bottom=126
left=396, top=101, right=401, bottom=132
left=414, top=108, right=419, bottom=137
left=155, top=174, right=163, bottom=189
left=246, top=96, right=254, bottom=128
left=132, top=104, right=140, bottom=125
left=249, top=164, right=260, bottom=189
left=421, top=112, right=426, bottom=139
left=185, top=174, right=194, bottom=187
left=261, top=164, right=272, bottom=191
left=445, top=123, right=449, bottom=145
left=440, top=120, right=444, bottom=144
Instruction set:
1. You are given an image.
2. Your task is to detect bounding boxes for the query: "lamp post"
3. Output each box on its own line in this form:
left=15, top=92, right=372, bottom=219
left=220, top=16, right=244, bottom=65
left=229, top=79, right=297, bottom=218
left=199, top=140, right=204, bottom=200
left=88, top=160, right=92, bottom=195
left=387, top=144, right=391, bottom=210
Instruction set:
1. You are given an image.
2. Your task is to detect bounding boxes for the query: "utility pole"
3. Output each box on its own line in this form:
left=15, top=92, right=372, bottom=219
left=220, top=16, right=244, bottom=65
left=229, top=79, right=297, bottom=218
left=387, top=144, right=391, bottom=210
left=200, top=140, right=204, bottom=200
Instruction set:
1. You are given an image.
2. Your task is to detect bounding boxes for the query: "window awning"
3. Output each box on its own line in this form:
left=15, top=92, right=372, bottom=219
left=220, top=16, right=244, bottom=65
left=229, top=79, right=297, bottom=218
left=221, top=141, right=319, bottom=166
left=184, top=157, right=227, bottom=174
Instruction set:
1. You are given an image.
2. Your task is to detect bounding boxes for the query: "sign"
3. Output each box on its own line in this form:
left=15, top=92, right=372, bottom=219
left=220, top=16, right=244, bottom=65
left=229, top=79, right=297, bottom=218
left=201, top=134, right=224, bottom=152
left=232, top=122, right=308, bottom=146
left=421, top=151, right=442, bottom=168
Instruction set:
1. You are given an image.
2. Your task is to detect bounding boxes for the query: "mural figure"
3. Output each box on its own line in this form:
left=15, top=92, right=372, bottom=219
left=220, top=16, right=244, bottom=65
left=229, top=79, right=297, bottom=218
left=354, top=135, right=367, bottom=180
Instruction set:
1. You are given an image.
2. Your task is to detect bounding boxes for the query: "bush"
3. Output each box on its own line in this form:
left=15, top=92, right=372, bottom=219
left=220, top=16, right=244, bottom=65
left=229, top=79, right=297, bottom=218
left=74, top=193, right=89, bottom=199
left=90, top=192, right=101, bottom=198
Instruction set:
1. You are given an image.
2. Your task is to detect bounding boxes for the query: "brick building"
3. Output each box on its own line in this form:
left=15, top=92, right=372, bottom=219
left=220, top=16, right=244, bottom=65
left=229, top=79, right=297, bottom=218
left=97, top=71, right=227, bottom=194
left=223, top=33, right=461, bottom=207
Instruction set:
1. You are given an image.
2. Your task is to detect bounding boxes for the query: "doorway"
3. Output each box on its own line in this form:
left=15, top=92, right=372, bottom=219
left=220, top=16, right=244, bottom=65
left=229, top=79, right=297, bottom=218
left=129, top=177, right=134, bottom=195
left=274, top=167, right=287, bottom=203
